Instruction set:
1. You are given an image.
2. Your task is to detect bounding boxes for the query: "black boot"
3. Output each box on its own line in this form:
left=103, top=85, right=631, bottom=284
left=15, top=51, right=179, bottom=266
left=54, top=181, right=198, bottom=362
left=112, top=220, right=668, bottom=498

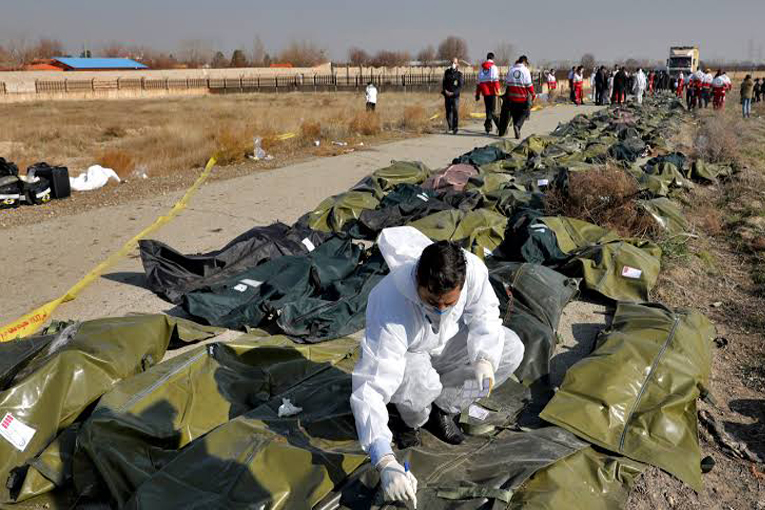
left=513, top=124, right=521, bottom=139
left=387, top=404, right=422, bottom=449
left=424, top=406, right=465, bottom=445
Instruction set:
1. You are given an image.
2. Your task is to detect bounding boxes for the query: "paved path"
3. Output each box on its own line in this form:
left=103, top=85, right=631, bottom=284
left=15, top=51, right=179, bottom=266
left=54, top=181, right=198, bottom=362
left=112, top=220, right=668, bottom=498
left=1, top=104, right=602, bottom=325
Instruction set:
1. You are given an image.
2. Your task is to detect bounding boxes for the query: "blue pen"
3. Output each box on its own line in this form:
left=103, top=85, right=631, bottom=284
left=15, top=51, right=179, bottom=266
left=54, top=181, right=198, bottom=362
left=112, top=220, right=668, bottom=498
left=404, top=461, right=417, bottom=509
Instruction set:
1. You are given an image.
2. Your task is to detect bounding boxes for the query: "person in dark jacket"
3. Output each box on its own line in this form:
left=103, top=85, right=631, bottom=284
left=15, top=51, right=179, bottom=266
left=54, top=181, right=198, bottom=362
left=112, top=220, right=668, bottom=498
left=442, top=58, right=464, bottom=134
left=754, top=78, right=762, bottom=103
left=613, top=68, right=628, bottom=105
left=595, top=66, right=607, bottom=105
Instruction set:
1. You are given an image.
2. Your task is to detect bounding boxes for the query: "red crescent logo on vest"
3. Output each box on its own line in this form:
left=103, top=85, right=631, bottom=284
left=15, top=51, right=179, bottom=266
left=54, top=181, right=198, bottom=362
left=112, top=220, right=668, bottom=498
left=513, top=70, right=522, bottom=79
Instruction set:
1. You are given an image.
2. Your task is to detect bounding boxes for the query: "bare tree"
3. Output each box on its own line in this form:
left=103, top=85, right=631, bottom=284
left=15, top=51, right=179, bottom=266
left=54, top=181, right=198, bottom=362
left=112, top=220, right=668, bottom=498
left=34, top=38, right=65, bottom=59
left=250, top=36, right=266, bottom=66
left=437, top=36, right=469, bottom=62
left=278, top=40, right=327, bottom=67
left=494, top=42, right=514, bottom=66
left=348, top=47, right=370, bottom=66
left=178, top=39, right=213, bottom=68
left=5, top=35, right=32, bottom=66
left=580, top=53, right=596, bottom=70
left=99, top=41, right=128, bottom=58
left=416, top=45, right=436, bottom=66
left=371, top=50, right=411, bottom=67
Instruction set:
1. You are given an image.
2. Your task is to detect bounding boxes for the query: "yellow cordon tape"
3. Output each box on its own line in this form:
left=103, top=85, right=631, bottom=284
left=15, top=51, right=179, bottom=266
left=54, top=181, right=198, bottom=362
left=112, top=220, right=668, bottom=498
left=0, top=155, right=219, bottom=342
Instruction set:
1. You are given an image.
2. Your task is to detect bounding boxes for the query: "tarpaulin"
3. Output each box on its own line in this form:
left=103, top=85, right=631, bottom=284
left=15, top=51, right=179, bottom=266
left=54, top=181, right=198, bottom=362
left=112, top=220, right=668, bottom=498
left=307, top=191, right=380, bottom=233
left=509, top=447, right=646, bottom=510
left=409, top=209, right=508, bottom=258
left=182, top=236, right=362, bottom=332
left=638, top=197, right=688, bottom=234
left=561, top=240, right=662, bottom=303
left=140, top=222, right=331, bottom=304
left=77, top=334, right=360, bottom=508
left=540, top=302, right=714, bottom=491
left=488, top=261, right=579, bottom=385
left=0, top=315, right=218, bottom=503
left=452, top=146, right=507, bottom=167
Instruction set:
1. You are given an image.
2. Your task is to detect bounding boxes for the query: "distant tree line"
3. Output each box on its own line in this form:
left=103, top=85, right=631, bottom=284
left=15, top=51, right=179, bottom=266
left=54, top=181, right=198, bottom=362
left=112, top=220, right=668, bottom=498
left=3, top=36, right=764, bottom=72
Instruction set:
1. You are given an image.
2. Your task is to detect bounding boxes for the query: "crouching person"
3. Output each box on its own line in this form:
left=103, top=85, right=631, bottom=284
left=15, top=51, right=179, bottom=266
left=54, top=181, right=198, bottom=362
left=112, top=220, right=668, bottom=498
left=350, top=226, right=525, bottom=506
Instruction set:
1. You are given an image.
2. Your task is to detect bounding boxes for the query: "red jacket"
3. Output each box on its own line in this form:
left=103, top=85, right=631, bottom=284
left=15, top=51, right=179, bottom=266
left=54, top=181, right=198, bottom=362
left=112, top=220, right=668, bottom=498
left=505, top=63, right=536, bottom=103
left=476, top=60, right=501, bottom=97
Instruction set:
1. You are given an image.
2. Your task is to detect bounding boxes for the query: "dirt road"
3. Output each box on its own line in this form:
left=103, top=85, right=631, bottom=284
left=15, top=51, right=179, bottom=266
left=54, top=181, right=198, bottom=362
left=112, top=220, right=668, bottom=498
left=1, top=104, right=601, bottom=327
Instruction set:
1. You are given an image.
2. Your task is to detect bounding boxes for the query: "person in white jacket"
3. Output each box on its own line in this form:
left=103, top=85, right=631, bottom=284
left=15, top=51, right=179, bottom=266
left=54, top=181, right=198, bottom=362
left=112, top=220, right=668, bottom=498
left=350, top=226, right=525, bottom=505
left=633, top=68, right=647, bottom=105
left=365, top=82, right=378, bottom=111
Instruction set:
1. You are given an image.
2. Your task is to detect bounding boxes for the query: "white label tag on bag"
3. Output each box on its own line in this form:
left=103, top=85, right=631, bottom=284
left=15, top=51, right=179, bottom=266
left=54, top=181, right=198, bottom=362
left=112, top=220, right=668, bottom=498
left=241, top=279, right=263, bottom=289
left=0, top=413, right=36, bottom=452
left=468, top=404, right=490, bottom=421
left=621, top=266, right=643, bottom=279
left=233, top=284, right=248, bottom=292
left=537, top=179, right=549, bottom=187
left=416, top=193, right=430, bottom=202
left=301, top=237, right=316, bottom=252
left=483, top=247, right=493, bottom=257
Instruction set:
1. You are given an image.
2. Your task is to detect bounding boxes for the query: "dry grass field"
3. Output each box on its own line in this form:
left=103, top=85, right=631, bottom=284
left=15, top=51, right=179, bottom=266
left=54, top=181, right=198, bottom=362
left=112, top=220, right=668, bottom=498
left=0, top=91, right=473, bottom=180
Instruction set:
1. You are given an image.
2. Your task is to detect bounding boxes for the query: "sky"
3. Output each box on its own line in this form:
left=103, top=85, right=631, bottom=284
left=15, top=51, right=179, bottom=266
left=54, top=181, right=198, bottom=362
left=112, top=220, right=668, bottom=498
left=2, top=0, right=764, bottom=64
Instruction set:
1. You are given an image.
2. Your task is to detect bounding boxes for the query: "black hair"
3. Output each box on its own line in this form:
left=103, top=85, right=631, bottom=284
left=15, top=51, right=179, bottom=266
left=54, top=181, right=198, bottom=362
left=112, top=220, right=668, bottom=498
left=518, top=55, right=528, bottom=64
left=487, top=52, right=494, bottom=60
left=416, top=241, right=467, bottom=295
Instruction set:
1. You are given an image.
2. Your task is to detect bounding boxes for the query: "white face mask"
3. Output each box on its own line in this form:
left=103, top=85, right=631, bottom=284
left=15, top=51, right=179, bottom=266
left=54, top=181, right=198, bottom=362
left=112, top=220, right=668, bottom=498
left=422, top=304, right=454, bottom=333
left=452, top=63, right=457, bottom=70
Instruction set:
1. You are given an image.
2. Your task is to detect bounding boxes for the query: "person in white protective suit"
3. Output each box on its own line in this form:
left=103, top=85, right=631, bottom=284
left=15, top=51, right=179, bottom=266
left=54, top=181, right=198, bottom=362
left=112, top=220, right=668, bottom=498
left=633, top=68, right=647, bottom=105
left=350, top=226, right=525, bottom=506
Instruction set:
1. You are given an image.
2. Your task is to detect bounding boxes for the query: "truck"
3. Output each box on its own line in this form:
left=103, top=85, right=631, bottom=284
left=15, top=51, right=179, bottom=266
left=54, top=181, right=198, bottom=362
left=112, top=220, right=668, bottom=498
left=667, top=46, right=700, bottom=77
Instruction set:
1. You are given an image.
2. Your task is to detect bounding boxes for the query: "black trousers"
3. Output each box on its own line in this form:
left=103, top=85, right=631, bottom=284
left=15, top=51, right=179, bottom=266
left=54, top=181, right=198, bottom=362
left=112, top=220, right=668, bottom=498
left=701, top=89, right=710, bottom=108
left=444, top=96, right=459, bottom=131
left=595, top=86, right=605, bottom=105
left=498, top=97, right=530, bottom=137
left=483, top=95, right=499, bottom=132
left=366, top=102, right=376, bottom=112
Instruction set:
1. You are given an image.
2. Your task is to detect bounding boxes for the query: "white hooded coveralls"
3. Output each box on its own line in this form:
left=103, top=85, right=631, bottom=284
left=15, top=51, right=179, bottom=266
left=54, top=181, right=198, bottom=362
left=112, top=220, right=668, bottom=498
left=350, top=226, right=525, bottom=465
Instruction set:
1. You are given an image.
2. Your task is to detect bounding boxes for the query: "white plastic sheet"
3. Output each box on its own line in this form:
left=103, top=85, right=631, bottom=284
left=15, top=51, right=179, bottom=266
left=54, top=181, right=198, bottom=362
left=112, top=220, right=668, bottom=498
left=69, top=165, right=121, bottom=192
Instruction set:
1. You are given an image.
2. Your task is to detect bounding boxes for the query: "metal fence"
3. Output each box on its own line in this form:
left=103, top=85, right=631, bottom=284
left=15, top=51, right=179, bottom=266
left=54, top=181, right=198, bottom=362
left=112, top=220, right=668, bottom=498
left=2, top=70, right=555, bottom=97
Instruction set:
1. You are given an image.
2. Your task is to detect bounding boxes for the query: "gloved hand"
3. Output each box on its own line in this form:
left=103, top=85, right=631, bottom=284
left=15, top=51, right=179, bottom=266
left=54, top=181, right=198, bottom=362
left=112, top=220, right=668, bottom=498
left=377, top=455, right=418, bottom=508
left=475, top=93, right=480, bottom=101
left=474, top=359, right=495, bottom=396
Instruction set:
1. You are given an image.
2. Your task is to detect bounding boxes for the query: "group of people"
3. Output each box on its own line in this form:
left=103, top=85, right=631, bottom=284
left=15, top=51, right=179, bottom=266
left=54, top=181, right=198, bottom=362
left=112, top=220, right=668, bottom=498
left=542, top=66, right=677, bottom=107
left=675, top=69, right=732, bottom=111
left=442, top=52, right=536, bottom=139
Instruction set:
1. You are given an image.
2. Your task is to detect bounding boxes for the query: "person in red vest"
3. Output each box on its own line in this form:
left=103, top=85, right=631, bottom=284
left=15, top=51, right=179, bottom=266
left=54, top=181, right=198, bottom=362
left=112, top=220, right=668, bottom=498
left=475, top=52, right=501, bottom=134
left=676, top=71, right=685, bottom=98
left=648, top=71, right=655, bottom=96
left=572, top=66, right=584, bottom=105
left=498, top=55, right=536, bottom=139
left=546, top=69, right=558, bottom=95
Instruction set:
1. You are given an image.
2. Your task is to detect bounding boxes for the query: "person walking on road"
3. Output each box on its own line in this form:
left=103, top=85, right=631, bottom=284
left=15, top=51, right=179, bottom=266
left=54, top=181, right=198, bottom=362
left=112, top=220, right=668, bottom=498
left=568, top=67, right=575, bottom=103
left=498, top=55, right=537, bottom=139
left=475, top=52, right=501, bottom=134
left=741, top=74, right=754, bottom=119
left=572, top=66, right=584, bottom=105
left=613, top=67, right=627, bottom=105
left=633, top=68, right=647, bottom=105
left=442, top=58, right=464, bottom=134
left=365, top=82, right=378, bottom=112
left=594, top=66, right=607, bottom=105
left=546, top=69, right=558, bottom=101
